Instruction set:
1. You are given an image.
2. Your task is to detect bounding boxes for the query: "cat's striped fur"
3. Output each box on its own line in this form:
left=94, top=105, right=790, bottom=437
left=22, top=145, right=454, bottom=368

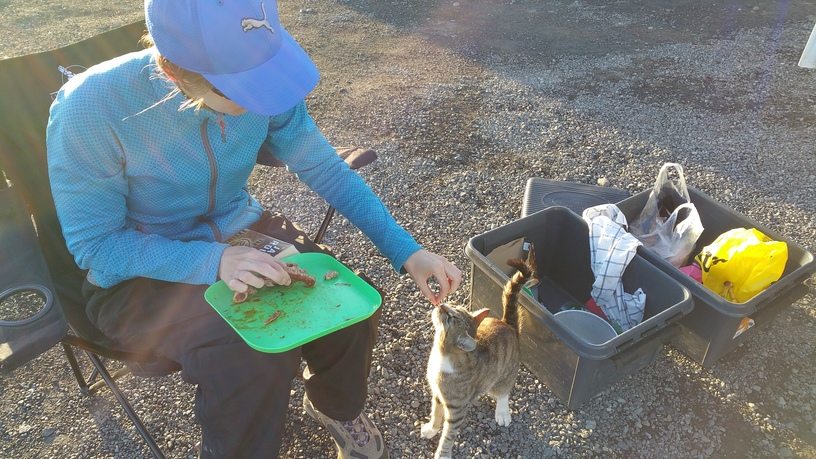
left=421, top=252, right=535, bottom=459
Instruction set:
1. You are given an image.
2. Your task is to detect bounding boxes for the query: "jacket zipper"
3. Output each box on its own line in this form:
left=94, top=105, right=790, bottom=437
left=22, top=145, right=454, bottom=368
left=200, top=118, right=223, bottom=242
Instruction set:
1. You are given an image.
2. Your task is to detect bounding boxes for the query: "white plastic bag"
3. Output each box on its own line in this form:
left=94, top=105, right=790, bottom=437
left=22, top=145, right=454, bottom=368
left=629, top=163, right=704, bottom=267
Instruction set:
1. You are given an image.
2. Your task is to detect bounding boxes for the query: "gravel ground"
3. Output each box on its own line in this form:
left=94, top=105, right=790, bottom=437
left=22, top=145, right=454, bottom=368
left=2, top=1, right=816, bottom=458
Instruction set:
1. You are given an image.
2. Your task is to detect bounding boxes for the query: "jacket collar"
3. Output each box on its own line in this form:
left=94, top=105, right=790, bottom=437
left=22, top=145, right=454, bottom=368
left=144, top=49, right=216, bottom=122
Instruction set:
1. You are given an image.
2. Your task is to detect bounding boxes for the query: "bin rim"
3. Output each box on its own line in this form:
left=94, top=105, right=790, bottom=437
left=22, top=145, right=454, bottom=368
left=465, top=206, right=694, bottom=360
left=618, top=187, right=816, bottom=317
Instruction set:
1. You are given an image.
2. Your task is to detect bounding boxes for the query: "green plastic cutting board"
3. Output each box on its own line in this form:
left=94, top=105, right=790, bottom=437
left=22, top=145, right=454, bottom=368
left=204, top=252, right=382, bottom=353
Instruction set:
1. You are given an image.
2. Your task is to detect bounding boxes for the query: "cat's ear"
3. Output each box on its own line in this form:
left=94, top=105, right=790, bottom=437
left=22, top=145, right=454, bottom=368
left=470, top=308, right=491, bottom=327
left=455, top=333, right=477, bottom=352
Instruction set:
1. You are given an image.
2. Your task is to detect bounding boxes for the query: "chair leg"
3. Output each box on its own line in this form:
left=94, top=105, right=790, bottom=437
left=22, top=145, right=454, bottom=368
left=88, top=366, right=132, bottom=394
left=313, top=207, right=336, bottom=245
left=62, top=342, right=165, bottom=458
left=61, top=343, right=89, bottom=395
left=83, top=351, right=166, bottom=459
left=88, top=366, right=100, bottom=386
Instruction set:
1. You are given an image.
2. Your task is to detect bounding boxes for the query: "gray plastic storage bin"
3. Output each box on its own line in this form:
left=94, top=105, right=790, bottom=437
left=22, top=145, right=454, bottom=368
left=617, top=187, right=815, bottom=368
left=466, top=207, right=693, bottom=409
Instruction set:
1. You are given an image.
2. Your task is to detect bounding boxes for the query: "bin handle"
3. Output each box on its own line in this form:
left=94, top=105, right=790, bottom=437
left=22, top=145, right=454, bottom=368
left=613, top=319, right=673, bottom=355
left=611, top=324, right=679, bottom=371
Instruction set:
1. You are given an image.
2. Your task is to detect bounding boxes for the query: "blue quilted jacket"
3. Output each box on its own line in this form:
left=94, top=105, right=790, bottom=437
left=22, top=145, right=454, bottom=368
left=47, top=49, right=420, bottom=288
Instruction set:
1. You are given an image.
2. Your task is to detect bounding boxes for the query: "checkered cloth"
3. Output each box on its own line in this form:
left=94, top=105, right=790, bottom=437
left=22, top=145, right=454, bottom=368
left=582, top=204, right=646, bottom=332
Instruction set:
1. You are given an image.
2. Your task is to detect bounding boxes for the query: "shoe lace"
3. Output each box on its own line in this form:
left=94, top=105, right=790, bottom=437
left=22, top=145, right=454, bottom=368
left=341, top=415, right=371, bottom=447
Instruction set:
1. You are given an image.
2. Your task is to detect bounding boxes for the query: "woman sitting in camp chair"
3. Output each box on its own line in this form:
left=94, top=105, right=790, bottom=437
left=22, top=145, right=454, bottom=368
left=45, top=1, right=461, bottom=458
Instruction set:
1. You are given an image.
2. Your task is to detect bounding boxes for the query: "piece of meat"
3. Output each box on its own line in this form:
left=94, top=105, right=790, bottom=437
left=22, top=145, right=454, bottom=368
left=263, top=310, right=282, bottom=326
left=284, top=263, right=316, bottom=287
left=323, top=270, right=339, bottom=281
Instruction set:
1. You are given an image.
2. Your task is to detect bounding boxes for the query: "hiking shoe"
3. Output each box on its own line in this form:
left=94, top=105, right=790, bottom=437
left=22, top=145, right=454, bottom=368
left=303, top=394, right=388, bottom=459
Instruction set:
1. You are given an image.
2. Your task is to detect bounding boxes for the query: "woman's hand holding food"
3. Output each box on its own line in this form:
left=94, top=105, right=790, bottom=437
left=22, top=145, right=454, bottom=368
left=219, top=246, right=291, bottom=294
left=403, top=249, right=462, bottom=306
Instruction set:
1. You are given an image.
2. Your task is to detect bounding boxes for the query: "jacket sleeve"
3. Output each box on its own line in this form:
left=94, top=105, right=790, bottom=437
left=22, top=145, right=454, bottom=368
left=46, top=85, right=227, bottom=287
left=265, top=102, right=421, bottom=272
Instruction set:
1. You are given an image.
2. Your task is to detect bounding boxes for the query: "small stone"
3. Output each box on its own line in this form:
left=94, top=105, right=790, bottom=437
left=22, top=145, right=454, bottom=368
left=597, top=177, right=609, bottom=187
left=17, top=424, right=32, bottom=434
left=42, top=428, right=56, bottom=438
left=585, top=420, right=596, bottom=430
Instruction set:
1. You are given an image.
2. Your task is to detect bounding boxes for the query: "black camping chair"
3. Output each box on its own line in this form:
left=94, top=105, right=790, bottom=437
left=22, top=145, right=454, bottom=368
left=0, top=21, right=376, bottom=458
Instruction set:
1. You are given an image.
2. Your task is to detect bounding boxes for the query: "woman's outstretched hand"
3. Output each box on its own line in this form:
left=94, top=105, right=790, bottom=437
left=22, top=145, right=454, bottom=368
left=403, top=249, right=462, bottom=305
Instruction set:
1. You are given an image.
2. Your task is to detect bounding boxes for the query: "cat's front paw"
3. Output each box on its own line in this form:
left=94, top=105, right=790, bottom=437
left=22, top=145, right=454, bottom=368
left=495, top=409, right=512, bottom=427
left=420, top=422, right=440, bottom=439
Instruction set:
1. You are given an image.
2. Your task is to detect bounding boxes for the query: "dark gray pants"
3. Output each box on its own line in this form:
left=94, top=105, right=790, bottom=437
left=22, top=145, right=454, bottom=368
left=83, top=212, right=380, bottom=458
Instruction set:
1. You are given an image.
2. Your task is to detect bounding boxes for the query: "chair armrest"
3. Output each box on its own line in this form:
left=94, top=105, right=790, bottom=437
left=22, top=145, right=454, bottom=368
left=257, top=145, right=378, bottom=170
left=335, top=147, right=378, bottom=170
left=255, top=143, right=286, bottom=167
left=0, top=181, right=68, bottom=373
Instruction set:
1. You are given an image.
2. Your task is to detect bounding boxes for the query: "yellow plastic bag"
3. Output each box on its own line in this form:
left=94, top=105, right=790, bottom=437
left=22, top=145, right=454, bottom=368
left=695, top=228, right=787, bottom=303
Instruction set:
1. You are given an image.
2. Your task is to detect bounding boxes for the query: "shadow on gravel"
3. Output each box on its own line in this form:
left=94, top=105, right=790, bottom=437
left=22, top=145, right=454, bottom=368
left=85, top=397, right=152, bottom=457
left=338, top=0, right=814, bottom=63
left=336, top=0, right=816, bottom=223
left=683, top=296, right=816, bottom=456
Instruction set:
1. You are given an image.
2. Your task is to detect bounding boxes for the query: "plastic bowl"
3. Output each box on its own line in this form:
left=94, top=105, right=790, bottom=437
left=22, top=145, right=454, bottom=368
left=553, top=309, right=618, bottom=345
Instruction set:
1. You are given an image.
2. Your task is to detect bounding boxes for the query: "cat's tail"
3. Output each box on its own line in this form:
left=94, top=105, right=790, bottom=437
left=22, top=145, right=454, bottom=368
left=502, top=245, right=537, bottom=332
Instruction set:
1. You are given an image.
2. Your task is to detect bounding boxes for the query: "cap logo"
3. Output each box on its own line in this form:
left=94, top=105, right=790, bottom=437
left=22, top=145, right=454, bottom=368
left=241, top=2, right=275, bottom=34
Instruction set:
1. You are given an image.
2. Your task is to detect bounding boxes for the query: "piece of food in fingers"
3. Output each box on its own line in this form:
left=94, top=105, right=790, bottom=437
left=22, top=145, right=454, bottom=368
left=233, top=286, right=258, bottom=304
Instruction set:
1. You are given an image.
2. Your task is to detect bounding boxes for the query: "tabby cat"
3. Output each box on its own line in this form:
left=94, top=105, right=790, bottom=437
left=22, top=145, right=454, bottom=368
left=421, top=252, right=536, bottom=459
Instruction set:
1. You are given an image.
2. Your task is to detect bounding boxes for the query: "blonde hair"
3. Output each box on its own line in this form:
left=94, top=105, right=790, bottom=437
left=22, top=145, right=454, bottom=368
left=140, top=33, right=210, bottom=111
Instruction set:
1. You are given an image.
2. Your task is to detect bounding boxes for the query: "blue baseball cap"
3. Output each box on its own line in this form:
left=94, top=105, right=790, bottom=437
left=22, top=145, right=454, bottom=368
left=145, top=0, right=319, bottom=115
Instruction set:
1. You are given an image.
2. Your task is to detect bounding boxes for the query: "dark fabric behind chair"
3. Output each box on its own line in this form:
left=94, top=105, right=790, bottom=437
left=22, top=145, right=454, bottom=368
left=0, top=21, right=376, bottom=458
